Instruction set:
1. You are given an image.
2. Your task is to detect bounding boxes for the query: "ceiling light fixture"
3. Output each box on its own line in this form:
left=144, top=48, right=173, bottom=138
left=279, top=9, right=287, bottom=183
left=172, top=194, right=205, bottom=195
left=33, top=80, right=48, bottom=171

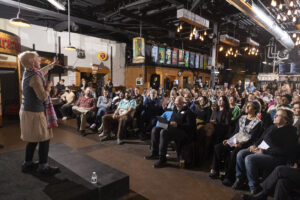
left=287, top=10, right=292, bottom=15
left=64, top=0, right=76, bottom=50
left=293, top=16, right=297, bottom=22
left=271, top=0, right=277, bottom=7
left=47, top=0, right=65, bottom=11
left=9, top=0, right=31, bottom=27
left=289, top=1, right=294, bottom=7
left=279, top=3, right=283, bottom=9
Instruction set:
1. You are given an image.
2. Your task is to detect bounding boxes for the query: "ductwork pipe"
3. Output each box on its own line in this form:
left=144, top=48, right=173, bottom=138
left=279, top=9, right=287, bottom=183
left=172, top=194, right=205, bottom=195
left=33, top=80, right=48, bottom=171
left=226, top=0, right=294, bottom=51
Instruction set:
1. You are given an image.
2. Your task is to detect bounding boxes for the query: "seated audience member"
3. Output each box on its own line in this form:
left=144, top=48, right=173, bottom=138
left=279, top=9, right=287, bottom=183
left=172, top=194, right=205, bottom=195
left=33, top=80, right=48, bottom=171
left=229, top=96, right=240, bottom=122
left=60, top=87, right=76, bottom=120
left=256, top=98, right=273, bottom=131
left=293, top=101, right=300, bottom=135
left=90, top=88, right=111, bottom=130
left=242, top=157, right=300, bottom=200
left=270, top=94, right=292, bottom=120
left=77, top=78, right=87, bottom=97
left=292, top=95, right=300, bottom=104
left=194, top=96, right=212, bottom=165
left=162, top=89, right=177, bottom=111
left=210, top=101, right=262, bottom=187
left=56, top=79, right=65, bottom=93
left=101, top=90, right=136, bottom=144
left=111, top=90, right=124, bottom=111
left=141, top=89, right=163, bottom=136
left=209, top=96, right=232, bottom=146
left=233, top=108, right=298, bottom=195
left=72, top=87, right=96, bottom=136
left=133, top=87, right=144, bottom=134
left=144, top=96, right=196, bottom=168
left=183, top=92, right=196, bottom=113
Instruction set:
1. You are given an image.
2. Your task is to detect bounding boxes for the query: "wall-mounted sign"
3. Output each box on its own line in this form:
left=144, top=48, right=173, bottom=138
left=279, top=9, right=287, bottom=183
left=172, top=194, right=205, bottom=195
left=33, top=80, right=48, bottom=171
left=195, top=54, right=200, bottom=69
left=0, top=30, right=21, bottom=56
left=136, top=77, right=143, bottom=85
left=166, top=48, right=172, bottom=65
left=185, top=51, right=189, bottom=68
left=178, top=49, right=184, bottom=65
left=172, top=48, right=178, bottom=66
left=158, top=47, right=165, bottom=64
left=151, top=45, right=158, bottom=63
left=97, top=51, right=108, bottom=61
left=133, top=37, right=145, bottom=63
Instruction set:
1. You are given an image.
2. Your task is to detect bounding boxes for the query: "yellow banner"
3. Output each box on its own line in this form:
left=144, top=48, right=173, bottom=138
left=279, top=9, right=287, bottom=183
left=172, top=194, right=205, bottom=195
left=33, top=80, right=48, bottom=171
left=0, top=31, right=21, bottom=56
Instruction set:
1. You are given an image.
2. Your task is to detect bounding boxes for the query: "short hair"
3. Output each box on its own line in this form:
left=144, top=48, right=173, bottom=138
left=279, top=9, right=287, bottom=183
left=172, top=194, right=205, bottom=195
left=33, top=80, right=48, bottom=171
left=150, top=89, right=157, bottom=95
left=277, top=107, right=294, bottom=125
left=176, top=96, right=184, bottom=103
left=292, top=101, right=300, bottom=107
left=248, top=100, right=261, bottom=114
left=230, top=96, right=237, bottom=102
left=60, top=79, right=65, bottom=82
left=18, top=51, right=38, bottom=70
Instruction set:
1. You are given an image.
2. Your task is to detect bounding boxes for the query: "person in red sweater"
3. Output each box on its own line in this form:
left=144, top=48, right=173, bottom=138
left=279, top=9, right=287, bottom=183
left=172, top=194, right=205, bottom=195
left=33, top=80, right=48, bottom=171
left=72, top=87, right=96, bottom=136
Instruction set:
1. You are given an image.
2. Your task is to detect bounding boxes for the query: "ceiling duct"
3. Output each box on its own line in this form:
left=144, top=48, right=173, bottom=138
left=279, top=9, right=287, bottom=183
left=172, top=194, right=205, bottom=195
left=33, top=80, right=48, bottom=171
left=226, top=0, right=294, bottom=51
left=220, top=34, right=240, bottom=46
left=246, top=37, right=259, bottom=46
left=177, top=8, right=209, bottom=29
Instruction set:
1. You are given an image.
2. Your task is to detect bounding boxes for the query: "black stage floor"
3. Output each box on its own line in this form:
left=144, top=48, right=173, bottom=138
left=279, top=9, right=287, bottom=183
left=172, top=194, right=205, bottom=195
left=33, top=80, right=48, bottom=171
left=0, top=143, right=129, bottom=200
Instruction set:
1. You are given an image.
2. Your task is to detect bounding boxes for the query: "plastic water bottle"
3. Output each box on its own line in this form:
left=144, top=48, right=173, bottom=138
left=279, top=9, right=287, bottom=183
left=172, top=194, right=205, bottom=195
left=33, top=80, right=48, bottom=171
left=91, top=172, right=97, bottom=184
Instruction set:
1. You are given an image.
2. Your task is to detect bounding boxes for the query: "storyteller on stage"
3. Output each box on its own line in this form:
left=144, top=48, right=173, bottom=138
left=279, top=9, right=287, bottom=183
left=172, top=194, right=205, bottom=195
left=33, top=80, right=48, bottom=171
left=19, top=51, right=60, bottom=175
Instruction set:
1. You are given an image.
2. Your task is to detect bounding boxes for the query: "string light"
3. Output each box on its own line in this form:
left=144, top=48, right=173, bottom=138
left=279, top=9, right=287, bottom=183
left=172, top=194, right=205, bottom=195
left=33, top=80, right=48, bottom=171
left=204, top=31, right=207, bottom=36
left=279, top=4, right=283, bottom=9
left=290, top=1, right=294, bottom=7
left=219, top=46, right=223, bottom=52
left=287, top=10, right=292, bottom=16
left=179, top=24, right=182, bottom=30
left=293, top=16, right=297, bottom=22
left=271, top=0, right=277, bottom=7
left=277, top=14, right=281, bottom=20
left=294, top=10, right=298, bottom=15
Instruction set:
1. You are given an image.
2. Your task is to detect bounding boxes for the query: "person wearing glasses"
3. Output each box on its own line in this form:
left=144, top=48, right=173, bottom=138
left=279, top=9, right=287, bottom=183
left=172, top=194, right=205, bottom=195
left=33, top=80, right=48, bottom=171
left=233, top=108, right=298, bottom=195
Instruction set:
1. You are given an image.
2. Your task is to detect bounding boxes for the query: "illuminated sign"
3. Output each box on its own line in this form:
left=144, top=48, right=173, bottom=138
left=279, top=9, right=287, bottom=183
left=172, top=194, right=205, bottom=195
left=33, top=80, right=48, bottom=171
left=0, top=30, right=21, bottom=56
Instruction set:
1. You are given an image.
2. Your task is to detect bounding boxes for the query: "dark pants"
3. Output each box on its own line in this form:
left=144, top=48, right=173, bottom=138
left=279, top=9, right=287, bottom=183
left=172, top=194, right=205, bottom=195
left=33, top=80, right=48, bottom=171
left=25, top=140, right=50, bottom=164
left=60, top=104, right=73, bottom=117
left=95, top=107, right=107, bottom=127
left=151, top=126, right=188, bottom=158
left=261, top=166, right=300, bottom=200
left=212, top=143, right=241, bottom=181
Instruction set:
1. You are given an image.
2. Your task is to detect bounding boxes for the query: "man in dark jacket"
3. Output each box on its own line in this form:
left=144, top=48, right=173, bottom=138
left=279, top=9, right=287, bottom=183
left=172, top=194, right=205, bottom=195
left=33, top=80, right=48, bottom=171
left=144, top=96, right=196, bottom=168
left=233, top=108, right=298, bottom=195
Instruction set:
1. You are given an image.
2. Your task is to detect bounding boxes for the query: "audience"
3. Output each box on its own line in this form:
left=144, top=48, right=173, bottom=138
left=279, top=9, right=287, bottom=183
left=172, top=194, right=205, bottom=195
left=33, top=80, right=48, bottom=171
left=60, top=87, right=76, bottom=120
left=72, top=87, right=96, bottom=136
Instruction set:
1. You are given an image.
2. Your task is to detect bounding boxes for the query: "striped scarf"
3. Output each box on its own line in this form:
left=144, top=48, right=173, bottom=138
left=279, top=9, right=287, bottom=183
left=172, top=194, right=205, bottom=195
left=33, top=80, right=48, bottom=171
left=34, top=69, right=58, bottom=128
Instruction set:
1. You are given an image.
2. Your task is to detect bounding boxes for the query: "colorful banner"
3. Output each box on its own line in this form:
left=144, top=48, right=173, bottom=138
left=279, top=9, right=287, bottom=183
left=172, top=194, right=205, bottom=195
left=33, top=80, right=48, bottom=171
left=132, top=37, right=145, bottom=63
left=204, top=55, right=207, bottom=69
left=166, top=48, right=172, bottom=64
left=185, top=51, right=189, bottom=67
left=190, top=53, right=195, bottom=68
left=151, top=45, right=158, bottom=63
left=200, top=54, right=204, bottom=69
left=0, top=30, right=21, bottom=56
left=195, top=54, right=200, bottom=69
left=172, top=48, right=178, bottom=65
left=178, top=49, right=184, bottom=65
left=158, top=47, right=165, bottom=64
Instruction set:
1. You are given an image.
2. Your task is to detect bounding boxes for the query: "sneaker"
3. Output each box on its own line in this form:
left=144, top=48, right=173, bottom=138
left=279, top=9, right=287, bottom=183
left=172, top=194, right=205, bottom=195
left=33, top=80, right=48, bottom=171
left=62, top=116, right=68, bottom=120
left=98, top=132, right=105, bottom=137
left=117, top=138, right=124, bottom=145
left=153, top=158, right=167, bottom=168
left=144, top=154, right=159, bottom=160
left=22, top=161, right=39, bottom=173
left=37, top=165, right=60, bottom=176
left=100, top=135, right=112, bottom=142
left=90, top=123, right=96, bottom=129
left=209, top=171, right=219, bottom=179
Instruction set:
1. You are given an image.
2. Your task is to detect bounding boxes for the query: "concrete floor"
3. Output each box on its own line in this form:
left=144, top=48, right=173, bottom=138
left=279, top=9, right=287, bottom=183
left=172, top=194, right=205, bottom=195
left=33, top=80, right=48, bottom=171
left=0, top=119, right=244, bottom=200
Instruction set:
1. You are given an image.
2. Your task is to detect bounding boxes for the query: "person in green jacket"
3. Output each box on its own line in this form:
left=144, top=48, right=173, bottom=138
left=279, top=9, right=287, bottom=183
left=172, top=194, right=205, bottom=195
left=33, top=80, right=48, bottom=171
left=229, top=96, right=240, bottom=122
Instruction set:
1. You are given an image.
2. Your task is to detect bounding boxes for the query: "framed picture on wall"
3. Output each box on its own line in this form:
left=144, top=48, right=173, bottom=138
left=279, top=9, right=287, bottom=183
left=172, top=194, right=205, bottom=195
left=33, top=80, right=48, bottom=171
left=166, top=48, right=172, bottom=65
left=184, top=51, right=189, bottom=68
left=190, top=53, right=195, bottom=68
left=172, top=48, right=178, bottom=66
left=151, top=45, right=158, bottom=63
left=178, top=49, right=184, bottom=66
left=158, top=47, right=166, bottom=64
left=195, top=54, right=200, bottom=69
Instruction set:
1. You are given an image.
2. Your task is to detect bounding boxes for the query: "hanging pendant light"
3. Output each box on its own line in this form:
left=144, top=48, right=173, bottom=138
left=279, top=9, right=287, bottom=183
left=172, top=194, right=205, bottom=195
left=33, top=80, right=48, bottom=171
left=271, top=0, right=277, bottom=7
left=64, top=0, right=76, bottom=50
left=293, top=16, right=297, bottom=22
left=9, top=0, right=31, bottom=27
left=287, top=10, right=292, bottom=16
left=279, top=4, right=283, bottom=9
left=290, top=1, right=294, bottom=7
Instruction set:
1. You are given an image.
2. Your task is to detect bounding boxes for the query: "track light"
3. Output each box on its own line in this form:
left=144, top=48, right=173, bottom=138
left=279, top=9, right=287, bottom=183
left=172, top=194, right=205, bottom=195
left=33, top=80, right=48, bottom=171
left=9, top=0, right=31, bottom=27
left=47, top=0, right=66, bottom=11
